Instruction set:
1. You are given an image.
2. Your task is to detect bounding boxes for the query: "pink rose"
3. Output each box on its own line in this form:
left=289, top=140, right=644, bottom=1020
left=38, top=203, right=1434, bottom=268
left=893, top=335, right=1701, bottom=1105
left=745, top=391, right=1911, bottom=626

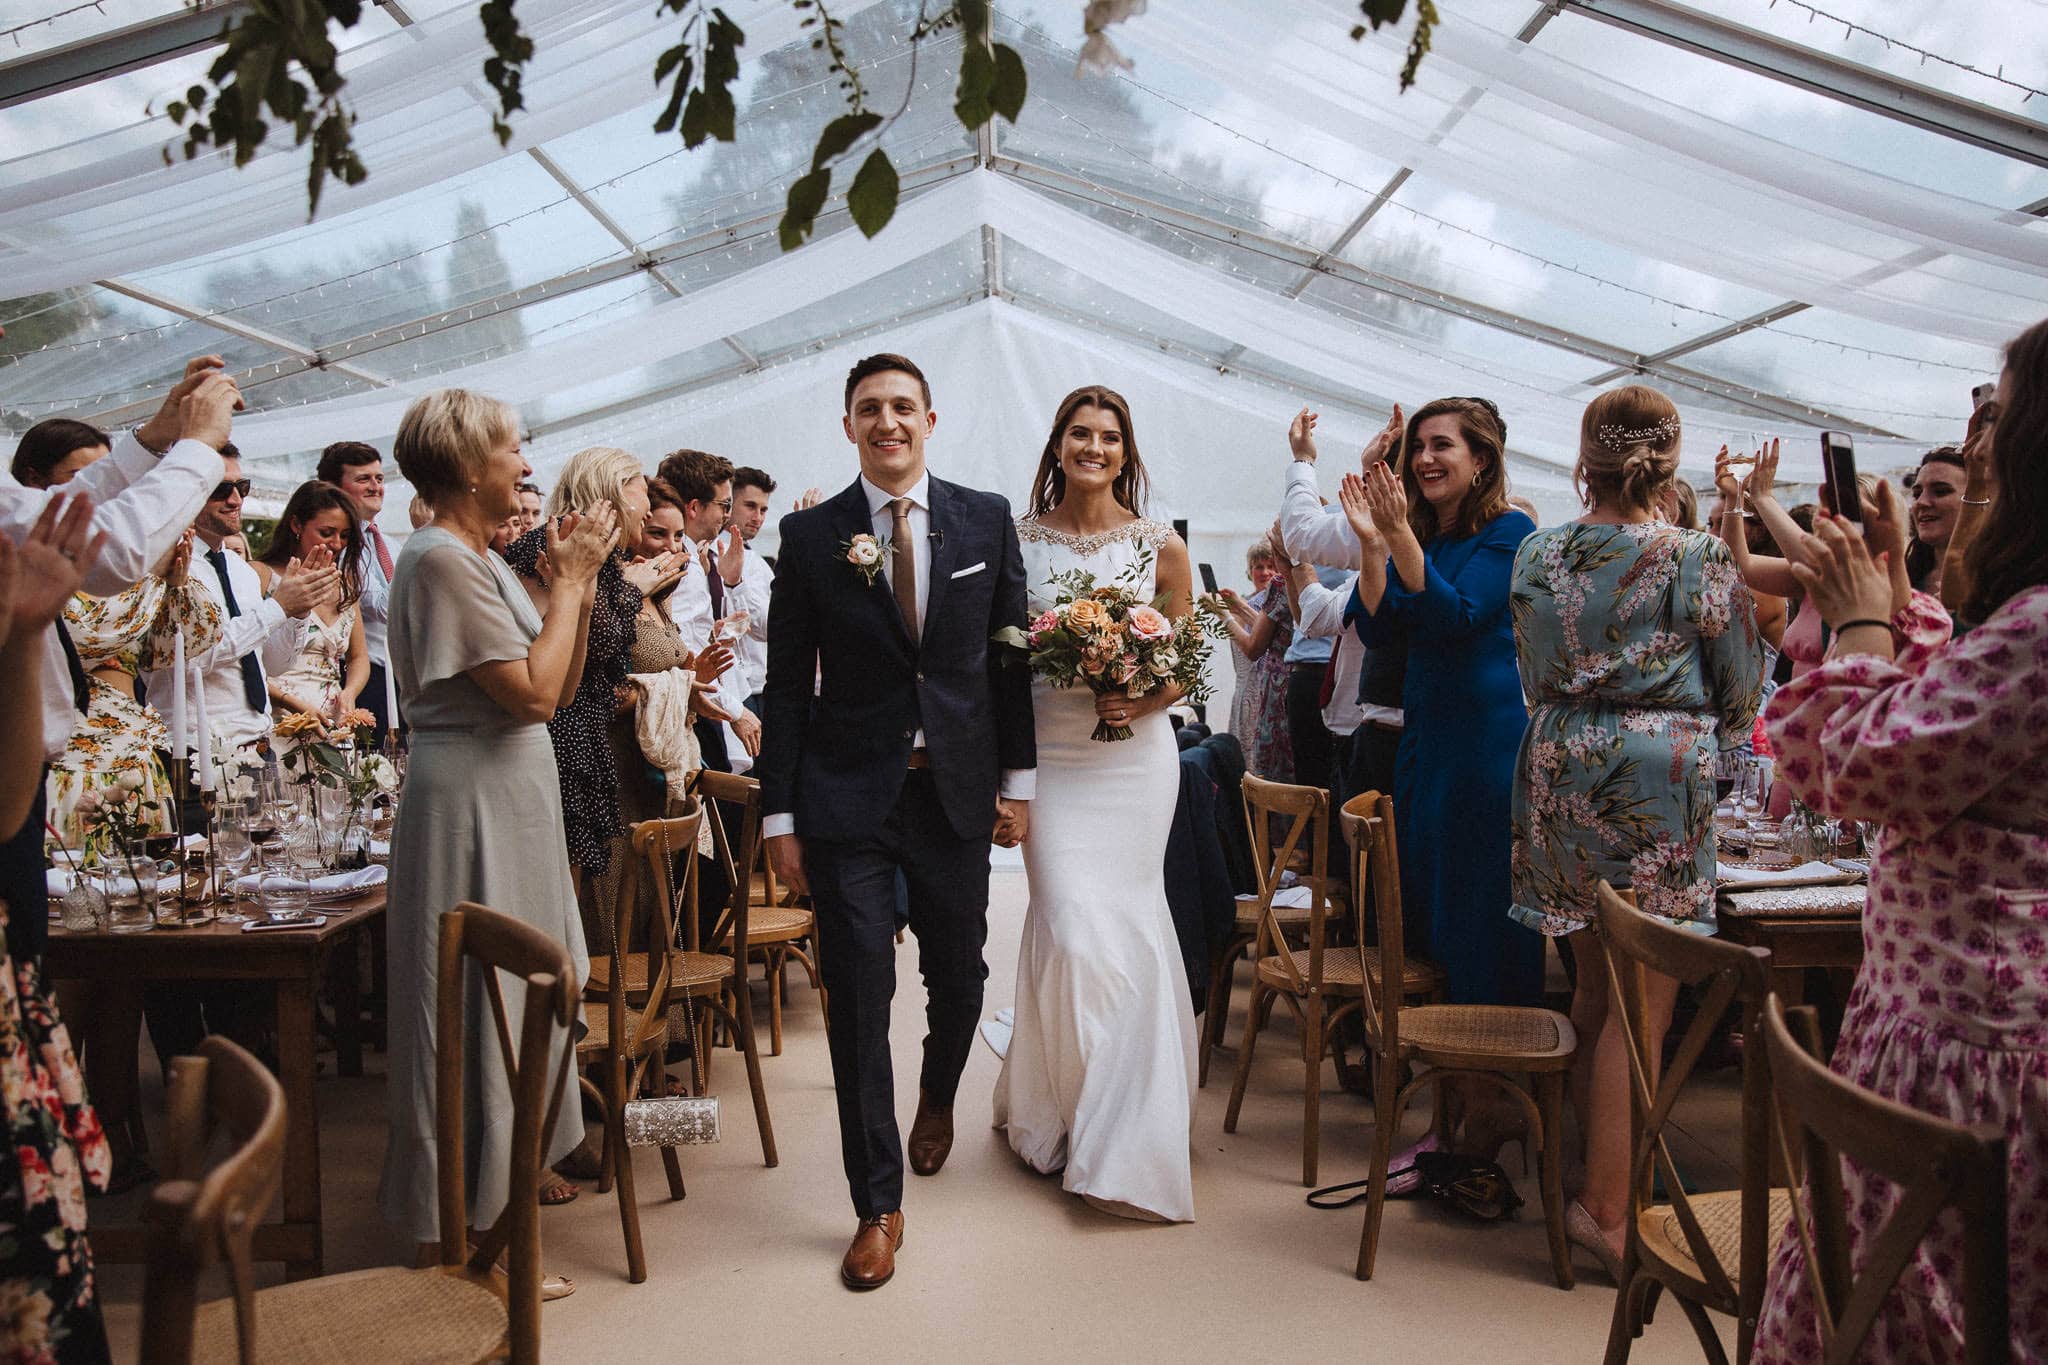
left=1030, top=610, right=1059, bottom=635
left=1128, top=605, right=1171, bottom=640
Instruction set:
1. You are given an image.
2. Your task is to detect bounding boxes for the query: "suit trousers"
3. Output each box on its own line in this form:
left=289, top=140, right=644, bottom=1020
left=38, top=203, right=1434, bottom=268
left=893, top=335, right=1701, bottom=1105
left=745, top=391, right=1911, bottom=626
left=803, top=770, right=991, bottom=1218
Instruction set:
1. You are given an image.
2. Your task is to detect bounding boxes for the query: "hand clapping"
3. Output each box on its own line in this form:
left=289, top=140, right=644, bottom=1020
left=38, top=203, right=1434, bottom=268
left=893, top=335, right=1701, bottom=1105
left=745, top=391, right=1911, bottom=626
left=547, top=503, right=619, bottom=586
left=1288, top=407, right=1320, bottom=464
left=623, top=549, right=685, bottom=597
left=1361, top=403, right=1404, bottom=477
left=8, top=494, right=107, bottom=632
left=1361, top=460, right=1412, bottom=544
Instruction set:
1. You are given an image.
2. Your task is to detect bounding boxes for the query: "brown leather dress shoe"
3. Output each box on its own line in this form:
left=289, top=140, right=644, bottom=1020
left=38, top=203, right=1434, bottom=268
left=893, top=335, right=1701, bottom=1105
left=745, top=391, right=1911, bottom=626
left=840, top=1212, right=904, bottom=1290
left=907, top=1090, right=954, bottom=1176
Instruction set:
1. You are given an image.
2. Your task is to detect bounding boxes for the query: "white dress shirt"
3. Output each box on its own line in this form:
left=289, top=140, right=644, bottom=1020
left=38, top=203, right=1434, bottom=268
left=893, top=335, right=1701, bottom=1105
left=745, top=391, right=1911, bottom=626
left=666, top=534, right=754, bottom=773
left=1280, top=460, right=1362, bottom=570
left=143, top=544, right=303, bottom=752
left=357, top=517, right=395, bottom=664
left=1, top=432, right=224, bottom=759
left=728, top=541, right=774, bottom=701
left=1296, top=569, right=1365, bottom=736
left=759, top=472, right=1030, bottom=841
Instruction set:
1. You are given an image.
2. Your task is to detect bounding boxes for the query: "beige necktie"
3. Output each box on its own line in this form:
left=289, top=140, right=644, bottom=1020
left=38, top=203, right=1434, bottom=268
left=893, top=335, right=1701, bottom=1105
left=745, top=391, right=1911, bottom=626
left=889, top=497, right=919, bottom=643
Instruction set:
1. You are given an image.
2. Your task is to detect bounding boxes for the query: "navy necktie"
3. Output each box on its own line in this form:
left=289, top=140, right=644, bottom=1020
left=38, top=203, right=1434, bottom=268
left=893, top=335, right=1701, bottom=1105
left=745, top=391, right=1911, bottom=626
left=705, top=546, right=725, bottom=617
left=54, top=619, right=90, bottom=713
left=205, top=547, right=269, bottom=713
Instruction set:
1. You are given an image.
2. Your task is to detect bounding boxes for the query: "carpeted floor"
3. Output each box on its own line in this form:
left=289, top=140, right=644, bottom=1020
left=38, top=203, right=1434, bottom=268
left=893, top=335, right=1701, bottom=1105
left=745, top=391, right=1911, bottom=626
left=96, top=868, right=1736, bottom=1361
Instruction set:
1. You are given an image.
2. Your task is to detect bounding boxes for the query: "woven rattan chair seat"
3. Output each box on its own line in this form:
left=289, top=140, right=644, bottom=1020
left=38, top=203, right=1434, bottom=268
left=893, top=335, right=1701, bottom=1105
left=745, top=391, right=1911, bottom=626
left=1398, top=1003, right=1577, bottom=1065
left=1254, top=947, right=1446, bottom=997
left=586, top=949, right=732, bottom=995
left=577, top=1006, right=610, bottom=1054
left=1233, top=893, right=1317, bottom=928
left=1638, top=1188, right=1792, bottom=1287
left=731, top=905, right=812, bottom=943
left=190, top=1266, right=504, bottom=1364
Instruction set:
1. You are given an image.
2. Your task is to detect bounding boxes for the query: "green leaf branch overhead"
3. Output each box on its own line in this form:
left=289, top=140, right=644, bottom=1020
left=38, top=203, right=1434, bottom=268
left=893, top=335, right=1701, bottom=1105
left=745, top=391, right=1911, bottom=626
left=161, top=0, right=1438, bottom=244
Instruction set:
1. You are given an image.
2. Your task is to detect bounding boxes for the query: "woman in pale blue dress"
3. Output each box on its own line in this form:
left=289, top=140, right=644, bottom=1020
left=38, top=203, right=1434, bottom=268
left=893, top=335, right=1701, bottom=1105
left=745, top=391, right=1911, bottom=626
left=378, top=389, right=619, bottom=1289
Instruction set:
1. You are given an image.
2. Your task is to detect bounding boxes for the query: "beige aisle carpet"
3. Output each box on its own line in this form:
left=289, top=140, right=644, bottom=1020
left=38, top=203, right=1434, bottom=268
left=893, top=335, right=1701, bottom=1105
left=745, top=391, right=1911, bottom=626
left=99, top=868, right=1734, bottom=1362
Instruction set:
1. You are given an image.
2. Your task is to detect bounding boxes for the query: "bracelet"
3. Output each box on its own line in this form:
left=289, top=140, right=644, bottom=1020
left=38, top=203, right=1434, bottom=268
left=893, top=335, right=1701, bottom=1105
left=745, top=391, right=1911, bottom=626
left=1834, top=618, right=1893, bottom=635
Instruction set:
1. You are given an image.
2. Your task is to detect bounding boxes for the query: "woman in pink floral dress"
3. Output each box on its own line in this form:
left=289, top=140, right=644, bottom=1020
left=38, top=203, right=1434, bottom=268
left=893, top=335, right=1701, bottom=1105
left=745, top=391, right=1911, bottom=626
left=1756, top=316, right=2048, bottom=1362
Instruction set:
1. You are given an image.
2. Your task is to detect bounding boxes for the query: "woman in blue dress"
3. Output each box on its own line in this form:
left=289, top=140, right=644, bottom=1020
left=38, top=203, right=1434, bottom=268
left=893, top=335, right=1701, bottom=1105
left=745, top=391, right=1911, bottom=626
left=1340, top=397, right=1541, bottom=1014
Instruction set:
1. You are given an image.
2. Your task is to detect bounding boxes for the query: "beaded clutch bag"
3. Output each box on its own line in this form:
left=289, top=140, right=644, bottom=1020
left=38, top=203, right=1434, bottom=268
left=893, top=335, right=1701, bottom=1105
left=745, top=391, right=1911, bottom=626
left=622, top=1095, right=721, bottom=1147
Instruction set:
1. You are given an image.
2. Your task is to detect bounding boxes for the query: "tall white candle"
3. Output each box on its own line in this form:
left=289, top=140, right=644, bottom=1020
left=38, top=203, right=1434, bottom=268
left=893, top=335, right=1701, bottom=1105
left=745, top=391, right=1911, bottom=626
left=192, top=662, right=213, bottom=791
left=382, top=649, right=399, bottom=733
left=170, top=627, right=187, bottom=795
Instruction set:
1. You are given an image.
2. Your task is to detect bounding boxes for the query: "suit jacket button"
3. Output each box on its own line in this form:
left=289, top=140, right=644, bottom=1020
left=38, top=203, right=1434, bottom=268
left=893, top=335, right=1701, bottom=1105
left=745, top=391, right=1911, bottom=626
left=916, top=671, right=925, bottom=683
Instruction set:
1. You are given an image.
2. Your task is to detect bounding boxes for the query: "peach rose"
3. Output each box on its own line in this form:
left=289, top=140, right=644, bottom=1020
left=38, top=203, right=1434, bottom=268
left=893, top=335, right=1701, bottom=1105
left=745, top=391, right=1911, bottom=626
left=1065, top=598, right=1109, bottom=632
left=1128, top=605, right=1171, bottom=641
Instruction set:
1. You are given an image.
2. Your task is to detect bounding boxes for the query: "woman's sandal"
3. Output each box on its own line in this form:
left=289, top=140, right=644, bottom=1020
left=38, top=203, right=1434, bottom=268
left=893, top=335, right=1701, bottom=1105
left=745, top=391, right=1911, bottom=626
left=538, top=1171, right=580, bottom=1206
left=541, top=1273, right=576, bottom=1302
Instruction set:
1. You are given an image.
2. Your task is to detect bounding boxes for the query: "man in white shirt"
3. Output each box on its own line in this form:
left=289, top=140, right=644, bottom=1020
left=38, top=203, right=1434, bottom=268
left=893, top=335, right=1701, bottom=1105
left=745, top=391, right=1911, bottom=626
left=145, top=445, right=341, bottom=755
left=317, top=440, right=399, bottom=745
left=725, top=466, right=780, bottom=712
left=656, top=448, right=759, bottom=769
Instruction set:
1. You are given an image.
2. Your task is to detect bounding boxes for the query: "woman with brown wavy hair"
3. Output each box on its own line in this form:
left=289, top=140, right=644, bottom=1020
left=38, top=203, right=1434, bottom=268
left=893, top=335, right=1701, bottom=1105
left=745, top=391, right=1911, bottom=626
left=1336, top=396, right=1540, bottom=1158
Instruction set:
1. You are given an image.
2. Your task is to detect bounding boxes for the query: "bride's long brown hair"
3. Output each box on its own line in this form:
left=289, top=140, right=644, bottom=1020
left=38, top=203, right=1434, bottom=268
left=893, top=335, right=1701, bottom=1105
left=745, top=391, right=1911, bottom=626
left=1027, top=385, right=1151, bottom=517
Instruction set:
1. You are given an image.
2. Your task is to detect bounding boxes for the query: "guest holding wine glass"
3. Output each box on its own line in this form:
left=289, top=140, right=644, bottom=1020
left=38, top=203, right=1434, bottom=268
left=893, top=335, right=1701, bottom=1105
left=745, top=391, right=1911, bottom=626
left=1339, top=395, right=1537, bottom=1153
left=1506, top=386, right=1762, bottom=1278
left=1755, top=316, right=2048, bottom=1364
left=379, top=389, right=616, bottom=1298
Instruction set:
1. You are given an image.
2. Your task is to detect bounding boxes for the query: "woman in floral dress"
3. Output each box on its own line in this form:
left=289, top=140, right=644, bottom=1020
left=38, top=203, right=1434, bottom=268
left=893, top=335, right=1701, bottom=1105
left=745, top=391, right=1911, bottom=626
left=254, top=481, right=367, bottom=733
left=1754, top=317, right=2048, bottom=1363
left=1507, top=386, right=1762, bottom=1278
left=1217, top=533, right=1295, bottom=781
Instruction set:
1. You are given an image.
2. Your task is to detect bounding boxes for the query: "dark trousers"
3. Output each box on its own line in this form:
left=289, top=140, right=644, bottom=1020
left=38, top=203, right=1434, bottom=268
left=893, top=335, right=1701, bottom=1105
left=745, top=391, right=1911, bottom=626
left=1286, top=663, right=1335, bottom=792
left=1349, top=720, right=1402, bottom=807
left=363, top=660, right=401, bottom=749
left=804, top=771, right=991, bottom=1218
left=1, top=773, right=50, bottom=965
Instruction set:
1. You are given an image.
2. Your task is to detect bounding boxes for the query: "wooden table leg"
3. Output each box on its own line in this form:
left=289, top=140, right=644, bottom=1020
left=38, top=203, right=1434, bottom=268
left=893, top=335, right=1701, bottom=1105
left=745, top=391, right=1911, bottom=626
left=1768, top=965, right=1806, bottom=1007
left=331, top=936, right=364, bottom=1079
left=276, top=976, right=323, bottom=1280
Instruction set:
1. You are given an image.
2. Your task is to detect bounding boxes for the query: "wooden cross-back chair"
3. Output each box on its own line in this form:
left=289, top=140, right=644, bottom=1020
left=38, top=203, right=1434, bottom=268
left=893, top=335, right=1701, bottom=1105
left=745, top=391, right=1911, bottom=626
left=1593, top=880, right=1784, bottom=1365
left=592, top=806, right=778, bottom=1169
left=1760, top=996, right=2011, bottom=1365
left=139, top=1036, right=286, bottom=1365
left=1221, top=781, right=1444, bottom=1186
left=696, top=768, right=825, bottom=1055
left=576, top=800, right=705, bottom=1283
left=150, top=904, right=576, bottom=1364
left=1342, top=793, right=1577, bottom=1288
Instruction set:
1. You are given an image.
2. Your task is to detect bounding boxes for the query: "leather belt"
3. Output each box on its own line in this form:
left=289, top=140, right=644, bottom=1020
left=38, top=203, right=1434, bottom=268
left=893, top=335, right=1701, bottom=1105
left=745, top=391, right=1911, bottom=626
left=906, top=748, right=930, bottom=770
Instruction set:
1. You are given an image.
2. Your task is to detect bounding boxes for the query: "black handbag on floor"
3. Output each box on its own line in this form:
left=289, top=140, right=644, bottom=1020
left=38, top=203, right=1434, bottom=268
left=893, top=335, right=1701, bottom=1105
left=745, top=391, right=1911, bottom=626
left=1307, top=1150, right=1524, bottom=1222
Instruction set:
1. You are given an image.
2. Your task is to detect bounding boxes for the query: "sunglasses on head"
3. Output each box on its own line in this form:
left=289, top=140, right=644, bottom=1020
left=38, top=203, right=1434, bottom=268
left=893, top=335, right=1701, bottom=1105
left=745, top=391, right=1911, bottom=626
left=209, top=478, right=252, bottom=501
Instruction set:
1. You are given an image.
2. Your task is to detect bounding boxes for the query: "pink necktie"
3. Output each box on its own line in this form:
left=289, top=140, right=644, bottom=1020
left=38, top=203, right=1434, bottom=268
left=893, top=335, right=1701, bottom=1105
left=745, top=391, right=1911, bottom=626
left=368, top=522, right=394, bottom=578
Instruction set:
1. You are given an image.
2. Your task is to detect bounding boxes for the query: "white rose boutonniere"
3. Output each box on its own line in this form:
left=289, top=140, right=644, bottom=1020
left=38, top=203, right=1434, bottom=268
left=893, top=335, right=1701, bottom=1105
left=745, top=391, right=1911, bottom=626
left=841, top=532, right=889, bottom=587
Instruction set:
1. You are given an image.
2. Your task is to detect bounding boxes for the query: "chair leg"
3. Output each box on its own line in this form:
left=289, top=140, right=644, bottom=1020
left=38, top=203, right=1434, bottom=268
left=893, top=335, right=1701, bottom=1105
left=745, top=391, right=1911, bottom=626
left=766, top=947, right=785, bottom=1056
left=1223, top=982, right=1267, bottom=1133
left=1603, top=1246, right=1645, bottom=1365
left=1537, top=1071, right=1573, bottom=1290
left=1200, top=942, right=1243, bottom=1088
left=1356, top=1069, right=1399, bottom=1280
left=660, top=1144, right=686, bottom=1201
left=727, top=985, right=778, bottom=1167
left=1675, top=1295, right=1731, bottom=1365
left=1302, top=993, right=1324, bottom=1188
left=608, top=1053, right=646, bottom=1284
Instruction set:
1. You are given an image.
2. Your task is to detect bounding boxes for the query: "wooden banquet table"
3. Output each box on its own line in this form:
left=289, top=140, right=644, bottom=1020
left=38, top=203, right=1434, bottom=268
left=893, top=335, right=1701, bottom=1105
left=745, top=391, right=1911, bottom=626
left=1713, top=831, right=1867, bottom=1003
left=44, top=888, right=387, bottom=1280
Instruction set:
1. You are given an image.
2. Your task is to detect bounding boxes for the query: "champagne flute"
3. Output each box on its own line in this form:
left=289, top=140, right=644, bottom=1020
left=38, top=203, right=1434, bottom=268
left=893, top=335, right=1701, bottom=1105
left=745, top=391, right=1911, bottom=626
left=214, top=804, right=255, bottom=924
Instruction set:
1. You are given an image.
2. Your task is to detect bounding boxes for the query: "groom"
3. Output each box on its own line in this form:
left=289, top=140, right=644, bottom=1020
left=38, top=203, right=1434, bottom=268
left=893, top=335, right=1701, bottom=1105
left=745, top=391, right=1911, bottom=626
left=758, top=353, right=1036, bottom=1290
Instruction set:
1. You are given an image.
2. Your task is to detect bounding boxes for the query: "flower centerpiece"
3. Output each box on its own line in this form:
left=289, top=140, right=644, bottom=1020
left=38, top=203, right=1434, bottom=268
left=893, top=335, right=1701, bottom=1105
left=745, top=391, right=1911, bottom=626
left=71, top=774, right=159, bottom=930
left=994, top=549, right=1225, bottom=742
left=275, top=708, right=399, bottom=867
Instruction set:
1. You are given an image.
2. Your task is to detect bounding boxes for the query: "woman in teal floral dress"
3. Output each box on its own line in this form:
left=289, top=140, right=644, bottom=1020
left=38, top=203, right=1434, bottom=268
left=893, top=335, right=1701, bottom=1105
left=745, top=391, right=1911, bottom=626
left=1508, top=387, right=1762, bottom=1280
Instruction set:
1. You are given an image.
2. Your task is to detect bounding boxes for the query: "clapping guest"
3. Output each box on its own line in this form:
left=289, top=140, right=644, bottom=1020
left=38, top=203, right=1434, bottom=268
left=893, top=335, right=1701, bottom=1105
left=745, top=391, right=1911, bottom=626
left=1754, top=316, right=2048, bottom=1364
left=1340, top=396, right=1539, bottom=1013
left=316, top=441, right=398, bottom=743
left=0, top=509, right=116, bottom=1365
left=379, top=389, right=615, bottom=1294
left=254, top=482, right=369, bottom=735
left=656, top=449, right=757, bottom=770
left=1508, top=387, right=1762, bottom=1278
left=727, top=466, right=778, bottom=715
left=1211, top=534, right=1294, bottom=781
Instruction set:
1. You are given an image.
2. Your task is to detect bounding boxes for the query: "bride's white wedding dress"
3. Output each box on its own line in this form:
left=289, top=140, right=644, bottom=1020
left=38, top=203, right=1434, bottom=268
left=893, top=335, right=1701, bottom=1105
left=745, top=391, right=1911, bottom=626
left=993, top=516, right=1198, bottom=1223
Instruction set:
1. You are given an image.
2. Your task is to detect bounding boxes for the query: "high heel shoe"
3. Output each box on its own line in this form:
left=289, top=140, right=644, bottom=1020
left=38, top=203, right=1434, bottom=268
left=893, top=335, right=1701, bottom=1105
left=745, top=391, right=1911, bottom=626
left=1565, top=1199, right=1625, bottom=1284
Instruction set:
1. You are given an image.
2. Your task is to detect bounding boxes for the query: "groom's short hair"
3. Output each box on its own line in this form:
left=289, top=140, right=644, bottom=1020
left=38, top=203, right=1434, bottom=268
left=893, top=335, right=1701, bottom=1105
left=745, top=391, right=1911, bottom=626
left=844, top=352, right=930, bottom=412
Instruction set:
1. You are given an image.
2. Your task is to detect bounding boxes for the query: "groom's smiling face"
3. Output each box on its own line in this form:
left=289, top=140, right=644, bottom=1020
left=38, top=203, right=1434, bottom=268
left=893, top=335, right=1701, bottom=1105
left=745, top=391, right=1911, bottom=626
left=844, top=369, right=937, bottom=492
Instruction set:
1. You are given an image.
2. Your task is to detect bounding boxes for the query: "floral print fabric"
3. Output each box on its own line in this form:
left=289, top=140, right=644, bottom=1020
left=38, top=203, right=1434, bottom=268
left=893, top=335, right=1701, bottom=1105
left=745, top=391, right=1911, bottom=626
left=1232, top=586, right=1295, bottom=783
left=1754, top=585, right=2047, bottom=1364
left=1508, top=523, right=1762, bottom=934
left=0, top=900, right=111, bottom=1364
left=47, top=579, right=224, bottom=857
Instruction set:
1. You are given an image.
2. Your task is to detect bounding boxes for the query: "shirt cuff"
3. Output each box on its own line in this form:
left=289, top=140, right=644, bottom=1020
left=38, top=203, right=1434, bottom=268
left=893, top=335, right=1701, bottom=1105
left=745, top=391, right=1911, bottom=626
left=1287, top=461, right=1319, bottom=489
left=762, top=813, right=796, bottom=839
left=999, top=768, right=1036, bottom=801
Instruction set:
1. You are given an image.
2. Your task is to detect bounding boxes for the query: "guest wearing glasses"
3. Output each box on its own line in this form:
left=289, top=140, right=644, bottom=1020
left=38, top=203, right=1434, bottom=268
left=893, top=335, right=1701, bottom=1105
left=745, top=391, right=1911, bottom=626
left=380, top=390, right=615, bottom=1295
left=1755, top=315, right=2048, bottom=1365
left=1508, top=387, right=1762, bottom=1278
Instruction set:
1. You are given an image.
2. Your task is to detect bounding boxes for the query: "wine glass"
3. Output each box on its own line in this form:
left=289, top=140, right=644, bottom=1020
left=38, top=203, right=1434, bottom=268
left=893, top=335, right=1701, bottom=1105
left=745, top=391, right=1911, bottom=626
left=213, top=801, right=256, bottom=924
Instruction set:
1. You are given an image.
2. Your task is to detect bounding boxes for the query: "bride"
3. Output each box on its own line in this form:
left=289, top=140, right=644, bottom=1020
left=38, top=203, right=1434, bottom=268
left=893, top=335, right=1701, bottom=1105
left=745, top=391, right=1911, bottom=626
left=993, top=384, right=1199, bottom=1223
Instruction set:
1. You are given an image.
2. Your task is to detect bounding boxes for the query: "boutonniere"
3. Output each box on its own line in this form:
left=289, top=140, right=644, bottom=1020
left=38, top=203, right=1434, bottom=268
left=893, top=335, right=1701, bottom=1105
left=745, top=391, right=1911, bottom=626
left=841, top=532, right=889, bottom=587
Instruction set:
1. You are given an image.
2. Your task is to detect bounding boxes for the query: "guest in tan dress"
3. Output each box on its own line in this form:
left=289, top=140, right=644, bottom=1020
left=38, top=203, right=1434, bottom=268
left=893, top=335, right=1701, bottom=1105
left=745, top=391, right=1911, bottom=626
left=378, top=389, right=618, bottom=1297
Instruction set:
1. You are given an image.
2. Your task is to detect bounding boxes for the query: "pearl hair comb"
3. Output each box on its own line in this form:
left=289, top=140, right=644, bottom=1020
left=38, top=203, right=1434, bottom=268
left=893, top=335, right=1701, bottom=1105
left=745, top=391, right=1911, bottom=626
left=1596, top=416, right=1681, bottom=450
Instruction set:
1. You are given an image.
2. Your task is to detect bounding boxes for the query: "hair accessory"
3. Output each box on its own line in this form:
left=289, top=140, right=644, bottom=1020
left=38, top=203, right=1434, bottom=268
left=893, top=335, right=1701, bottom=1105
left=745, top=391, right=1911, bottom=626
left=1596, top=416, right=1680, bottom=450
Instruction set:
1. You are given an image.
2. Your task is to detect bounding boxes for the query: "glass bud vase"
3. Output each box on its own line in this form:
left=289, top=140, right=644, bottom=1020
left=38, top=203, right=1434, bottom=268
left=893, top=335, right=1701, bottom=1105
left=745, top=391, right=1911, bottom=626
left=100, top=867, right=158, bottom=934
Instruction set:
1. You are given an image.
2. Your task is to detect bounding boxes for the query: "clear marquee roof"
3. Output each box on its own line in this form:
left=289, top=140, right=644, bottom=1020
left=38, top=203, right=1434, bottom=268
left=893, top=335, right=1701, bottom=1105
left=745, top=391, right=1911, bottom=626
left=3, top=0, right=2044, bottom=535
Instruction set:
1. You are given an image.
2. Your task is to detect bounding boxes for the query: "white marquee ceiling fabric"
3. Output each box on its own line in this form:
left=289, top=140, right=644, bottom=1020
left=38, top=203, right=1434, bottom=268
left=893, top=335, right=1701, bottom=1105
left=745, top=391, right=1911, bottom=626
left=4, top=0, right=2043, bottom=535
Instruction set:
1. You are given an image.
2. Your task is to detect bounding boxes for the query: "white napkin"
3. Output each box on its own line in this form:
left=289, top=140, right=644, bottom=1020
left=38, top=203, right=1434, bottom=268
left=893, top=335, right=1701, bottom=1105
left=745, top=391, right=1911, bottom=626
left=235, top=864, right=387, bottom=896
left=1717, top=860, right=1861, bottom=890
left=1235, top=886, right=1317, bottom=909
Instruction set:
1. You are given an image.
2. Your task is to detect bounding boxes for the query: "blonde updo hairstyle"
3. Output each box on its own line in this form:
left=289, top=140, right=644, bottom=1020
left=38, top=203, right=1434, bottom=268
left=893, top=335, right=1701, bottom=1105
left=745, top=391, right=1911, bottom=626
left=393, top=389, right=519, bottom=506
left=1578, top=385, right=1681, bottom=515
left=547, top=446, right=644, bottom=525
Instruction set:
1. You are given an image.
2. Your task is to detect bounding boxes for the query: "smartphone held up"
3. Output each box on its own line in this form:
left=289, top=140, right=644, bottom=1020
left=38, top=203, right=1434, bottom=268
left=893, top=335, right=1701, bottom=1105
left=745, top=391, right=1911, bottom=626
left=1820, top=431, right=1861, bottom=523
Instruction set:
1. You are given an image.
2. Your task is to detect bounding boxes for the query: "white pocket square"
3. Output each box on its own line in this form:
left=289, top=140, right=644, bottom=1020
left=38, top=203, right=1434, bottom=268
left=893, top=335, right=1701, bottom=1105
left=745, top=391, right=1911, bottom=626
left=950, top=561, right=987, bottom=580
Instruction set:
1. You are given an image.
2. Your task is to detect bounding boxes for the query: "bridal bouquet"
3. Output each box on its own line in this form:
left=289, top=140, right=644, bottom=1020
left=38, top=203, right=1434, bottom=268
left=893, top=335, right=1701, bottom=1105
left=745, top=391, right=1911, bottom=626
left=995, top=551, right=1223, bottom=742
